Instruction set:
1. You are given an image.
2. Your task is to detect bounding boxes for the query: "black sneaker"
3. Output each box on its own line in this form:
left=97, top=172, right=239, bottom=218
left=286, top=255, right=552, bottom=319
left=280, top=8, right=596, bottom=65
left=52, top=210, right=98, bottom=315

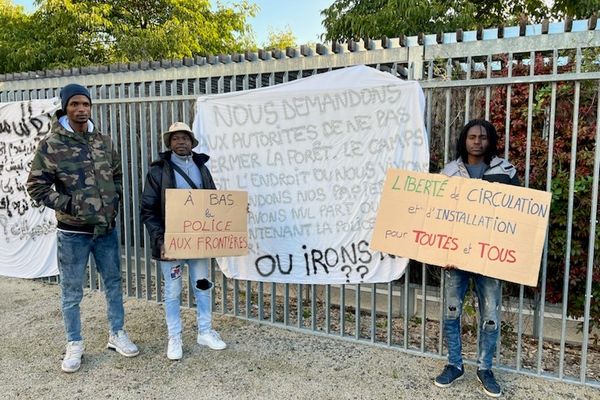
left=434, top=364, right=464, bottom=387
left=477, top=369, right=502, bottom=397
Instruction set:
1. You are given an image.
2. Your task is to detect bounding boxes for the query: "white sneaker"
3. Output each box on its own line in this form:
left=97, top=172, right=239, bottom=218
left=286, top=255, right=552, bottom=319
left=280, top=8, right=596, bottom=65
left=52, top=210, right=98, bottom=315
left=62, top=340, right=84, bottom=373
left=107, top=330, right=139, bottom=357
left=197, top=329, right=226, bottom=350
left=167, top=335, right=183, bottom=360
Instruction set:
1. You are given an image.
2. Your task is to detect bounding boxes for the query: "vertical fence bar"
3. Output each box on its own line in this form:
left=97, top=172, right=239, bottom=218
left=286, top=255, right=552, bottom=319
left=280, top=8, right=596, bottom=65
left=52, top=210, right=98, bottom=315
left=311, top=284, right=317, bottom=331
left=245, top=280, right=251, bottom=318
left=580, top=81, right=600, bottom=384
left=536, top=51, right=558, bottom=373
left=340, top=285, right=346, bottom=336
left=284, top=283, right=290, bottom=325
left=128, top=83, right=142, bottom=298
left=464, top=56, right=472, bottom=121
left=355, top=284, right=361, bottom=340
left=326, top=285, right=331, bottom=334
left=371, top=283, right=376, bottom=342
left=155, top=81, right=167, bottom=303
left=297, top=283, right=303, bottom=328
left=258, top=281, right=264, bottom=321
left=181, top=78, right=189, bottom=123
left=559, top=47, right=582, bottom=379
left=117, top=83, right=133, bottom=296
left=387, top=282, right=393, bottom=346
left=496, top=52, right=513, bottom=366
left=516, top=51, right=536, bottom=371
left=139, top=83, right=152, bottom=301
left=420, top=264, right=427, bottom=352
left=233, top=279, right=240, bottom=316
left=271, top=282, right=276, bottom=323
left=233, top=279, right=240, bottom=317
left=504, top=53, right=513, bottom=160
left=403, top=270, right=410, bottom=349
left=438, top=257, right=445, bottom=352
left=485, top=54, right=492, bottom=120
left=426, top=60, right=433, bottom=138
left=443, top=59, right=452, bottom=164
left=221, top=269, right=228, bottom=314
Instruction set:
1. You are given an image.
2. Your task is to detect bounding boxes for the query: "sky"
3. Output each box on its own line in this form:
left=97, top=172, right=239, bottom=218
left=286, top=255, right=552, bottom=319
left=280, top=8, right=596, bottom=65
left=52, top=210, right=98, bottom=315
left=12, top=0, right=334, bottom=46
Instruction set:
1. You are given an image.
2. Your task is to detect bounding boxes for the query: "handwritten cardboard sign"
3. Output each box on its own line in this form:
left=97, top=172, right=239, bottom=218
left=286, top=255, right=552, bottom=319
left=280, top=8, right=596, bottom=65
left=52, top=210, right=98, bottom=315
left=370, top=169, right=551, bottom=286
left=164, top=189, right=248, bottom=259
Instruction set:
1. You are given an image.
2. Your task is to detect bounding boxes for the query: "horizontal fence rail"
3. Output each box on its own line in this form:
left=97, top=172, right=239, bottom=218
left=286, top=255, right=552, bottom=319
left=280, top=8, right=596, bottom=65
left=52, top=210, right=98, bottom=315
left=3, top=19, right=599, bottom=388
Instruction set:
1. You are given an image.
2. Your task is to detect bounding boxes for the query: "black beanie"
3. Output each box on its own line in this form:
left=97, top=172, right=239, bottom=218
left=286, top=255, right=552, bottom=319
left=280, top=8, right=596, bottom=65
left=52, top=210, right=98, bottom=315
left=60, top=83, right=91, bottom=111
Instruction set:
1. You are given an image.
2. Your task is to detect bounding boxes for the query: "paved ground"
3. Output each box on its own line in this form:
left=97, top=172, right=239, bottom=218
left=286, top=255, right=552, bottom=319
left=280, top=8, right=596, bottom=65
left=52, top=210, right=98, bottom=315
left=1, top=277, right=598, bottom=400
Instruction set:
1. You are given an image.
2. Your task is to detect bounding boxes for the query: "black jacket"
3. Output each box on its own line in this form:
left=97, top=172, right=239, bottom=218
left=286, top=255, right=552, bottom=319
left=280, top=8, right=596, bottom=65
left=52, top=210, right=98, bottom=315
left=140, top=151, right=217, bottom=260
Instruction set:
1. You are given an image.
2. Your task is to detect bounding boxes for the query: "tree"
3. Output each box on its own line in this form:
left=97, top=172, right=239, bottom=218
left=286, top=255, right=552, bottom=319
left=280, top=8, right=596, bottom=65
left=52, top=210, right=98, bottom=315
left=321, top=0, right=599, bottom=43
left=552, top=0, right=600, bottom=18
left=0, top=1, right=36, bottom=73
left=263, top=25, right=297, bottom=51
left=0, top=0, right=258, bottom=73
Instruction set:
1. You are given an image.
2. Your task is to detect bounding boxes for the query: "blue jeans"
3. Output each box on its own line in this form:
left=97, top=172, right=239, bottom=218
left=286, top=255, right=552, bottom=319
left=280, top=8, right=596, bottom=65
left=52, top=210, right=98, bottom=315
left=443, top=269, right=501, bottom=370
left=57, top=229, right=125, bottom=342
left=160, top=258, right=212, bottom=337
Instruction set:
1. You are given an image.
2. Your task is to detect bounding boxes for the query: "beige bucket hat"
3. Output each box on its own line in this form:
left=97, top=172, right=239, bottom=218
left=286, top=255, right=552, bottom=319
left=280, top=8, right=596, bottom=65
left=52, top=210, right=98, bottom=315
left=162, top=122, right=199, bottom=148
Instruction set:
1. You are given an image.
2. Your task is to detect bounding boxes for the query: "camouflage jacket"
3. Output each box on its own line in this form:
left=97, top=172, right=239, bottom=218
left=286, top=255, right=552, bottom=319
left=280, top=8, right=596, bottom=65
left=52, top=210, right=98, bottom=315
left=26, top=118, right=122, bottom=235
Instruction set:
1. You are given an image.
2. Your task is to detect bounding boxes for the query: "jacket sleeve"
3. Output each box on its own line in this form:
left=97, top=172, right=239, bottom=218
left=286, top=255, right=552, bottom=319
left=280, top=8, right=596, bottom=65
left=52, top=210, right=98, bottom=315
left=510, top=174, right=520, bottom=186
left=202, top=165, right=217, bottom=190
left=140, top=167, right=165, bottom=252
left=26, top=140, right=72, bottom=213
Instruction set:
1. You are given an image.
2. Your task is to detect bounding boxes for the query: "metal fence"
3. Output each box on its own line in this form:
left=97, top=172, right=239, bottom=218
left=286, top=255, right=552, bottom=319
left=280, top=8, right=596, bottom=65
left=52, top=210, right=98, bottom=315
left=2, top=18, right=599, bottom=388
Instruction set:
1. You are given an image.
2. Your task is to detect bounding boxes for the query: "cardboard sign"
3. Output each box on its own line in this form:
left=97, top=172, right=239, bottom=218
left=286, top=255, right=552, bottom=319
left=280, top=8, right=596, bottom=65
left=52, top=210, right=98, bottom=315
left=164, top=189, right=248, bottom=259
left=370, top=169, right=551, bottom=286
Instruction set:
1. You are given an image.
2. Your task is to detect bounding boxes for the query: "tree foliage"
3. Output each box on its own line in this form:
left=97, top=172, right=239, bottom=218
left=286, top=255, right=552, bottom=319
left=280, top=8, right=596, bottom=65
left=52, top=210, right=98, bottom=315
left=321, top=0, right=599, bottom=43
left=0, top=1, right=35, bottom=73
left=263, top=25, right=297, bottom=51
left=0, top=0, right=257, bottom=73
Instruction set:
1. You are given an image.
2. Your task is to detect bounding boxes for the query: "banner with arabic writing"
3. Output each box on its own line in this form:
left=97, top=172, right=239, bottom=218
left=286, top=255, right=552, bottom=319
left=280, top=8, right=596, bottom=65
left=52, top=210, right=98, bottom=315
left=0, top=99, right=59, bottom=278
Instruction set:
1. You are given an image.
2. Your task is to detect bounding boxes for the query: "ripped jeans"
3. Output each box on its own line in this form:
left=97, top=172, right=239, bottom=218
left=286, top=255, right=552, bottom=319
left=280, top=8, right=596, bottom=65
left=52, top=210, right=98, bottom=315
left=443, top=269, right=501, bottom=370
left=160, top=258, right=213, bottom=337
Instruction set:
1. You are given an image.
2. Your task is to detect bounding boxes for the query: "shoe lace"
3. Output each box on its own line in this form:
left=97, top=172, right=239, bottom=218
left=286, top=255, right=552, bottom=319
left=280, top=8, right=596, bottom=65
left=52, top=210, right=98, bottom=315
left=479, top=369, right=495, bottom=383
left=169, top=335, right=182, bottom=346
left=65, top=342, right=83, bottom=358
left=442, top=365, right=456, bottom=377
left=209, top=330, right=222, bottom=340
left=114, top=330, right=133, bottom=346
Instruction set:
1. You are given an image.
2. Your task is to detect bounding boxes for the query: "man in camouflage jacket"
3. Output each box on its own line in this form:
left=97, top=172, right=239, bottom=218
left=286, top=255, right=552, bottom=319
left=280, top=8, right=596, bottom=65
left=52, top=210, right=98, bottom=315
left=27, top=83, right=138, bottom=373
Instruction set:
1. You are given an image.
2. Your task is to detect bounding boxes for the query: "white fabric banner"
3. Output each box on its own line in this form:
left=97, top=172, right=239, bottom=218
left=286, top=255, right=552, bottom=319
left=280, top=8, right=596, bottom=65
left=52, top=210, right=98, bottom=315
left=0, top=99, right=60, bottom=278
left=194, top=65, right=429, bottom=284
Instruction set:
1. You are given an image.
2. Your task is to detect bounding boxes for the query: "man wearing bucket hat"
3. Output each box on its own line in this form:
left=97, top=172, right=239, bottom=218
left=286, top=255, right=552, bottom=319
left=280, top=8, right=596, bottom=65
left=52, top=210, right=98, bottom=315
left=27, top=83, right=139, bottom=373
left=141, top=122, right=226, bottom=360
